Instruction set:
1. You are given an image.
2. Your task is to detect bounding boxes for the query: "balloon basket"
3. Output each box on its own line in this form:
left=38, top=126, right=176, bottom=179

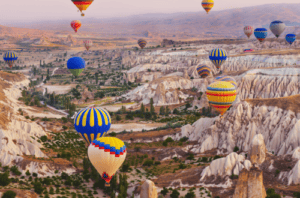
left=105, top=182, right=110, bottom=187
left=81, top=13, right=85, bottom=17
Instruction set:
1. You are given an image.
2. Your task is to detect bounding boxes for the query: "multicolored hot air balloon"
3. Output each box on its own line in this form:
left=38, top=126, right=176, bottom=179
left=202, top=0, right=214, bottom=14
left=71, top=20, right=81, bottom=33
left=3, top=51, right=18, bottom=68
left=244, top=26, right=254, bottom=39
left=206, top=81, right=237, bottom=115
left=71, top=0, right=94, bottom=16
left=209, top=49, right=227, bottom=70
left=254, top=28, right=268, bottom=43
left=215, top=76, right=237, bottom=88
left=67, top=57, right=86, bottom=76
left=83, top=40, right=93, bottom=51
left=286, top=34, right=296, bottom=45
left=270, top=21, right=286, bottom=38
left=197, top=65, right=211, bottom=78
left=88, top=137, right=127, bottom=187
left=138, top=39, right=147, bottom=49
left=74, top=107, right=111, bottom=144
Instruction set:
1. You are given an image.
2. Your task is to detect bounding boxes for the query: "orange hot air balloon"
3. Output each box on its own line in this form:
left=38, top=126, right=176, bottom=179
left=71, top=20, right=81, bottom=33
left=202, top=0, right=214, bottom=14
left=71, top=0, right=94, bottom=16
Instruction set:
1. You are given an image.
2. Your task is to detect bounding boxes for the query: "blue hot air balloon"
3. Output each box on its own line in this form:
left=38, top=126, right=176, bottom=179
left=254, top=28, right=268, bottom=43
left=209, top=49, right=227, bottom=70
left=67, top=57, right=85, bottom=76
left=286, top=34, right=296, bottom=45
left=74, top=107, right=112, bottom=144
left=3, top=51, right=18, bottom=68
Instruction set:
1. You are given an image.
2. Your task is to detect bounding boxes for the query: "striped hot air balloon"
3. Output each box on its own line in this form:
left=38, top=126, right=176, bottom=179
left=197, top=65, right=211, bottom=78
left=286, top=34, right=296, bottom=45
left=270, top=21, right=286, bottom=38
left=67, top=57, right=85, bottom=76
left=215, top=76, right=237, bottom=88
left=138, top=39, right=147, bottom=49
left=209, top=49, right=227, bottom=70
left=88, top=137, right=127, bottom=187
left=202, top=0, right=214, bottom=14
left=83, top=40, right=93, bottom=51
left=74, top=107, right=111, bottom=144
left=254, top=28, right=268, bottom=43
left=3, top=51, right=18, bottom=68
left=206, top=81, right=237, bottom=115
left=244, top=26, right=254, bottom=39
left=71, top=0, right=94, bottom=16
left=71, top=20, right=81, bottom=33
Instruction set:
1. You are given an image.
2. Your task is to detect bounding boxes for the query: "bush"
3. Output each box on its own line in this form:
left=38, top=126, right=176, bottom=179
left=143, top=159, right=154, bottom=167
left=40, top=135, right=48, bottom=142
left=187, top=154, right=195, bottom=160
left=233, top=146, right=239, bottom=152
left=161, top=187, right=169, bottom=196
left=213, top=155, right=222, bottom=160
left=32, top=172, right=38, bottom=177
left=2, top=191, right=17, bottom=198
left=34, top=182, right=44, bottom=194
left=121, top=164, right=130, bottom=172
left=170, top=189, right=180, bottom=198
left=61, top=117, right=68, bottom=123
left=201, top=157, right=208, bottom=162
left=266, top=188, right=281, bottom=198
left=116, top=115, right=121, bottom=121
left=154, top=161, right=161, bottom=165
left=10, top=166, right=21, bottom=175
left=293, top=192, right=300, bottom=198
left=179, top=137, right=188, bottom=142
left=0, top=172, right=11, bottom=186
left=26, top=170, right=31, bottom=176
left=179, top=163, right=187, bottom=169
left=185, top=191, right=195, bottom=198
left=109, top=132, right=117, bottom=137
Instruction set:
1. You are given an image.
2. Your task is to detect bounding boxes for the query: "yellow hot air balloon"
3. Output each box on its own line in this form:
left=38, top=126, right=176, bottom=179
left=88, top=137, right=127, bottom=187
left=206, top=81, right=237, bottom=115
left=202, top=0, right=214, bottom=14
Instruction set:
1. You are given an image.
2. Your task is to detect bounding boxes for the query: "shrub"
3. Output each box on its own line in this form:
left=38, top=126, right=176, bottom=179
left=170, top=189, right=180, bottom=198
left=40, top=136, right=48, bottom=142
left=213, top=155, right=222, bottom=160
left=179, top=163, right=187, bottom=169
left=34, top=182, right=44, bottom=194
left=187, top=154, right=195, bottom=160
left=233, top=146, right=239, bottom=152
left=161, top=187, right=169, bottom=196
left=2, top=191, right=17, bottom=198
left=143, top=159, right=154, bottom=167
left=185, top=191, right=195, bottom=198
left=25, top=170, right=31, bottom=176
left=120, top=164, right=130, bottom=172
left=61, top=117, right=68, bottom=123
left=32, top=172, right=38, bottom=177
left=201, top=157, right=208, bottom=162
left=179, top=137, right=188, bottom=142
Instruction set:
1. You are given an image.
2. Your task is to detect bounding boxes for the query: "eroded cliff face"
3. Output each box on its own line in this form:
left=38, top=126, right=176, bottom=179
left=0, top=72, right=76, bottom=176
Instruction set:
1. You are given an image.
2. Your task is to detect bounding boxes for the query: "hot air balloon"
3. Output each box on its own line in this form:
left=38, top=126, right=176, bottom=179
left=254, top=28, right=267, bottom=43
left=206, top=81, right=237, bottom=115
left=71, top=0, right=94, bottom=16
left=202, top=0, right=214, bottom=14
left=270, top=21, right=286, bottom=38
left=3, top=51, right=18, bottom=68
left=71, top=20, right=81, bottom=33
left=209, top=49, right=227, bottom=70
left=286, top=34, right=296, bottom=45
left=244, top=26, right=254, bottom=39
left=197, top=65, right=211, bottom=78
left=74, top=107, right=111, bottom=144
left=83, top=40, right=93, bottom=51
left=88, top=137, right=127, bottom=187
left=67, top=57, right=86, bottom=77
left=138, top=39, right=147, bottom=49
left=215, top=76, right=237, bottom=88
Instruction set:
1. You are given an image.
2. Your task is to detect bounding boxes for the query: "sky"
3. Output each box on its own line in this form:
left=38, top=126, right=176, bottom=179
left=0, top=0, right=299, bottom=24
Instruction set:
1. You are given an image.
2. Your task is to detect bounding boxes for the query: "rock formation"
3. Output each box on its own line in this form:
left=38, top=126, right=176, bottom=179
left=140, top=180, right=158, bottom=198
left=249, top=134, right=266, bottom=165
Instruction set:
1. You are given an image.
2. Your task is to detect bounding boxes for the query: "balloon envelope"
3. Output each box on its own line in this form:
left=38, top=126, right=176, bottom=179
left=254, top=28, right=268, bottom=42
left=67, top=57, right=85, bottom=76
left=244, top=26, right=254, bottom=39
left=74, top=107, right=111, bottom=144
left=71, top=20, right=81, bottom=33
left=3, top=51, right=18, bottom=68
left=215, top=76, right=237, bottom=88
left=202, top=0, right=214, bottom=14
left=209, top=49, right=227, bottom=70
left=88, top=137, right=127, bottom=186
left=286, top=34, right=296, bottom=45
left=197, top=65, right=211, bottom=78
left=83, top=40, right=93, bottom=51
left=270, top=21, right=286, bottom=38
left=206, top=81, right=237, bottom=115
left=138, top=39, right=147, bottom=49
left=71, top=0, right=94, bottom=16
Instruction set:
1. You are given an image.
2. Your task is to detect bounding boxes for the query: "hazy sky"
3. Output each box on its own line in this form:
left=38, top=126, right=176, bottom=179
left=0, top=0, right=299, bottom=24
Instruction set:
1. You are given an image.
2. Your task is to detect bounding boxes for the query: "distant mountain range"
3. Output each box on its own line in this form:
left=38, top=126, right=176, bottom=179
left=3, top=3, right=300, bottom=39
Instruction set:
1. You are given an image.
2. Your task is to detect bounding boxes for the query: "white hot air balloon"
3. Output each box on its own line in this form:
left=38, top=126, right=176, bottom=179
left=270, top=21, right=286, bottom=38
left=88, top=137, right=127, bottom=187
left=244, top=26, right=254, bottom=39
left=83, top=40, right=93, bottom=51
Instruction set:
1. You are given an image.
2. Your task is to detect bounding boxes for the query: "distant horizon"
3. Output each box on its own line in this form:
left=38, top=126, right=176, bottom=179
left=1, top=1, right=299, bottom=26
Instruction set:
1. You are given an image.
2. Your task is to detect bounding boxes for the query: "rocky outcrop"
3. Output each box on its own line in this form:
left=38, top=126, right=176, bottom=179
left=140, top=180, right=158, bottom=198
left=233, top=168, right=267, bottom=198
left=249, top=134, right=266, bottom=165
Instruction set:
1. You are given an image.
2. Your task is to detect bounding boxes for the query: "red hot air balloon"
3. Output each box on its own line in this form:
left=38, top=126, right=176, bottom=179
left=71, top=20, right=81, bottom=33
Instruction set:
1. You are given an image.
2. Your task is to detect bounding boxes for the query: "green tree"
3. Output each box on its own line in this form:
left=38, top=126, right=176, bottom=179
left=161, top=187, right=169, bottom=196
left=0, top=172, right=11, bottom=186
left=25, top=170, right=31, bottom=176
left=116, top=115, right=121, bottom=121
left=170, top=189, right=180, bottom=198
left=150, top=98, right=155, bottom=114
left=34, top=182, right=44, bottom=194
left=185, top=191, right=195, bottom=198
left=49, top=187, right=54, bottom=194
left=2, top=191, right=16, bottom=198
left=95, top=73, right=99, bottom=84
left=140, top=103, right=145, bottom=114
left=159, top=106, right=165, bottom=115
left=165, top=106, right=170, bottom=116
